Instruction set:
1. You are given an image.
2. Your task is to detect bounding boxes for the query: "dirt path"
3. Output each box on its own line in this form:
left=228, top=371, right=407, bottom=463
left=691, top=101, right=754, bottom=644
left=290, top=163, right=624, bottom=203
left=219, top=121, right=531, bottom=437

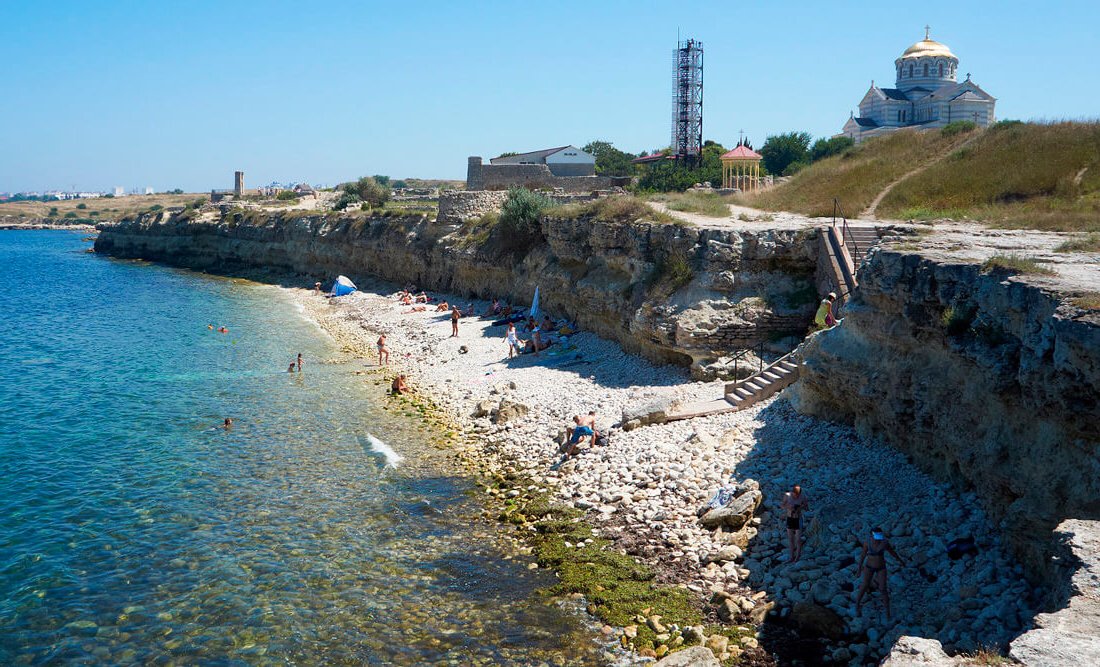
left=862, top=131, right=984, bottom=220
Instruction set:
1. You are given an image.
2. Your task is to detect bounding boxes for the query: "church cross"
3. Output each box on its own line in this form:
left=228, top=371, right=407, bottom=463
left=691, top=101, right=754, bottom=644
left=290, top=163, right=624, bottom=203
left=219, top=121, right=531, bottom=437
left=925, top=25, right=931, bottom=40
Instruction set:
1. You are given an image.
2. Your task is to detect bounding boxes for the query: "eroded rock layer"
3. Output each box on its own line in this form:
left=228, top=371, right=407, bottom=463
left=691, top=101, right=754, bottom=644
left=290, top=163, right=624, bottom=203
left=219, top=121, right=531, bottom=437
left=93, top=210, right=819, bottom=368
left=791, top=246, right=1100, bottom=583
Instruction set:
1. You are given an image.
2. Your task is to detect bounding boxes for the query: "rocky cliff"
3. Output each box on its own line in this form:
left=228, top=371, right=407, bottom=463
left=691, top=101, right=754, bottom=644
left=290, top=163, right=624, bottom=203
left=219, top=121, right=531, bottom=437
left=791, top=236, right=1100, bottom=585
left=94, top=209, right=821, bottom=370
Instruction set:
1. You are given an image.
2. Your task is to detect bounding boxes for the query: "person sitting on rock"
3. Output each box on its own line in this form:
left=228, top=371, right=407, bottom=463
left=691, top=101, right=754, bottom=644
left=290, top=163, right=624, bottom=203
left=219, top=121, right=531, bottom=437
left=780, top=485, right=809, bottom=563
left=815, top=292, right=838, bottom=328
left=484, top=299, right=502, bottom=317
left=563, top=415, right=595, bottom=456
left=499, top=303, right=514, bottom=317
left=855, top=527, right=906, bottom=622
left=390, top=374, right=410, bottom=395
left=434, top=301, right=449, bottom=312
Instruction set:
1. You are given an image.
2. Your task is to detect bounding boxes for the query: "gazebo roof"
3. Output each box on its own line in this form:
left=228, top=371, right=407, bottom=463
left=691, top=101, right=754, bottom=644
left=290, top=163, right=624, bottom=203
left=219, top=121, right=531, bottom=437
left=720, top=145, right=762, bottom=160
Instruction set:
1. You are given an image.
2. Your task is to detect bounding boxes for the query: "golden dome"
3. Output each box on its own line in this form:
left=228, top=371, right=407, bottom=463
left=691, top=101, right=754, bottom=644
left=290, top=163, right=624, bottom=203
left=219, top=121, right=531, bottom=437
left=900, top=39, right=955, bottom=59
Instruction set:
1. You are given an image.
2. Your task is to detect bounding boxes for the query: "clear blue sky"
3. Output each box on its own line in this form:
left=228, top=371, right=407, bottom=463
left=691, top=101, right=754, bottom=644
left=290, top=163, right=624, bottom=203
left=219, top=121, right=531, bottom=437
left=2, top=0, right=1097, bottom=192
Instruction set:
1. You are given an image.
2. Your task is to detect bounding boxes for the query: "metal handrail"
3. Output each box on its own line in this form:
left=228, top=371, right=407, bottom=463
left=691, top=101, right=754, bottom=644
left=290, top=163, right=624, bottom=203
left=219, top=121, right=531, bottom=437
left=832, top=198, right=859, bottom=263
left=730, top=340, right=766, bottom=380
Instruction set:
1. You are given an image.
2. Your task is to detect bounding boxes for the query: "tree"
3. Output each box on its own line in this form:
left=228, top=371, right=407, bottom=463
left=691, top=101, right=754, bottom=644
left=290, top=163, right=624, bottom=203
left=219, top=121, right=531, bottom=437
left=809, top=136, right=854, bottom=162
left=392, top=179, right=408, bottom=189
left=583, top=140, right=637, bottom=176
left=495, top=152, right=519, bottom=159
left=371, top=175, right=390, bottom=187
left=634, top=140, right=728, bottom=192
left=355, top=176, right=390, bottom=207
left=759, top=132, right=812, bottom=176
left=276, top=190, right=298, bottom=201
left=168, top=188, right=184, bottom=194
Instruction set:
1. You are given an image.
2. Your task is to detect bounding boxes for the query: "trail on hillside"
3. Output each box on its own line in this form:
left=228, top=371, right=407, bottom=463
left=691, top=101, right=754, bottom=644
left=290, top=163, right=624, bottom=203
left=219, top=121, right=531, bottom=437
left=861, top=131, right=983, bottom=220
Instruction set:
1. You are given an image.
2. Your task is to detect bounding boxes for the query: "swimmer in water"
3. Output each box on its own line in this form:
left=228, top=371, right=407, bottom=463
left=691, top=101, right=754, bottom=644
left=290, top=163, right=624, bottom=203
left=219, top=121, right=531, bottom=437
left=288, top=363, right=296, bottom=372
left=223, top=418, right=232, bottom=430
left=297, top=353, right=302, bottom=372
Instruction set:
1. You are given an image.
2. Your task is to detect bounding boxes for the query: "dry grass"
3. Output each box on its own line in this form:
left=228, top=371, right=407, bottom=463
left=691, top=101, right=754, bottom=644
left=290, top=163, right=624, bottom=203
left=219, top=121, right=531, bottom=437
left=980, top=253, right=1055, bottom=275
left=738, top=128, right=975, bottom=217
left=879, top=121, right=1100, bottom=232
left=0, top=193, right=203, bottom=221
left=1054, top=232, right=1100, bottom=252
left=1070, top=292, right=1100, bottom=310
left=546, top=196, right=677, bottom=224
left=649, top=191, right=733, bottom=217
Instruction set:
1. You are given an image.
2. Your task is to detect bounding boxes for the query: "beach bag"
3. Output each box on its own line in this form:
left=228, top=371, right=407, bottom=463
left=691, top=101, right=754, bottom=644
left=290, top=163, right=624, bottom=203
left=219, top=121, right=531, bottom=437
left=946, top=536, right=978, bottom=559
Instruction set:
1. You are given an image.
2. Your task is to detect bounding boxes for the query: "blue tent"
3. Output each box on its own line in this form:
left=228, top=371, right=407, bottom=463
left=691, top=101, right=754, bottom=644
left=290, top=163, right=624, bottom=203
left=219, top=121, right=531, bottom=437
left=330, top=275, right=356, bottom=297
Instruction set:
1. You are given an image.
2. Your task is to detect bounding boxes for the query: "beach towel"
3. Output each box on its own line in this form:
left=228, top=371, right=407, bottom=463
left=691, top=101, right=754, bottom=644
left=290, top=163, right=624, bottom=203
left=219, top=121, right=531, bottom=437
left=491, top=313, right=526, bottom=327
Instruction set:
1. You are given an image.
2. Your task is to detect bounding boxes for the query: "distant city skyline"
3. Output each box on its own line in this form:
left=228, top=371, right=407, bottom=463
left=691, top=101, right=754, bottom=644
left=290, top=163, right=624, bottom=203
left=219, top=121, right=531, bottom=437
left=2, top=0, right=1097, bottom=192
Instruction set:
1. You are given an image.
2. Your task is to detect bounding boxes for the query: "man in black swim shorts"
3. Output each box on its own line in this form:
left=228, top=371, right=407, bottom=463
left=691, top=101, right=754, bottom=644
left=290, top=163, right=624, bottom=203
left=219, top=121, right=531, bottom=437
left=781, top=485, right=809, bottom=563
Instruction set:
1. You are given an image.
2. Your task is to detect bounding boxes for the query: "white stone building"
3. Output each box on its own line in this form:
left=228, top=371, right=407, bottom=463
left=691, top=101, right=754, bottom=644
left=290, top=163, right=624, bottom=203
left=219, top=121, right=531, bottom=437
left=840, top=28, right=996, bottom=142
left=489, top=145, right=596, bottom=177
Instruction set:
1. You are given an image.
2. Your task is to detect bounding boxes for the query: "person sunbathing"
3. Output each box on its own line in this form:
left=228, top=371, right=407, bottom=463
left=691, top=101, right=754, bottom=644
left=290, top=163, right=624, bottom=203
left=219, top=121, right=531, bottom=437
left=499, top=304, right=514, bottom=317
left=435, top=301, right=450, bottom=312
left=484, top=299, right=502, bottom=317
left=463, top=303, right=475, bottom=316
left=400, top=293, right=413, bottom=305
left=414, top=292, right=431, bottom=303
left=522, top=337, right=552, bottom=354
left=403, top=306, right=427, bottom=313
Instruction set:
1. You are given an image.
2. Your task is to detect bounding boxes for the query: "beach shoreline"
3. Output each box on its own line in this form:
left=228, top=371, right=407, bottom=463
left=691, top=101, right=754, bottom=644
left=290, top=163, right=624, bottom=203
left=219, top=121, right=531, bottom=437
left=290, top=278, right=1041, bottom=665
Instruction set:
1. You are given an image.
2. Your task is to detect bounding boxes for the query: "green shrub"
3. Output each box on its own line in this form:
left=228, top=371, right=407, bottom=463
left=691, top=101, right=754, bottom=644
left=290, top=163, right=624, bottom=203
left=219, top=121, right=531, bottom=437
left=645, top=248, right=694, bottom=294
left=941, top=120, right=977, bottom=137
left=63, top=211, right=78, bottom=218
left=276, top=190, right=298, bottom=201
left=333, top=192, right=362, bottom=211
left=149, top=204, right=163, bottom=211
left=499, top=187, right=551, bottom=254
left=941, top=304, right=975, bottom=336
left=76, top=203, right=87, bottom=209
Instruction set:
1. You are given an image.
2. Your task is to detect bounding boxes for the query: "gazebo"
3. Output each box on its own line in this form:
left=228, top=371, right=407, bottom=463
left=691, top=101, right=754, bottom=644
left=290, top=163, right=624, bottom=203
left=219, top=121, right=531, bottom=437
left=720, top=145, right=763, bottom=192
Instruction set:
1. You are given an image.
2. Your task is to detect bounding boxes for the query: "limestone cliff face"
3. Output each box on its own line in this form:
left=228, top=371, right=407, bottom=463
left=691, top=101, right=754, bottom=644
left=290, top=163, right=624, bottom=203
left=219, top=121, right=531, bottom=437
left=790, top=247, right=1100, bottom=582
left=94, top=211, right=818, bottom=367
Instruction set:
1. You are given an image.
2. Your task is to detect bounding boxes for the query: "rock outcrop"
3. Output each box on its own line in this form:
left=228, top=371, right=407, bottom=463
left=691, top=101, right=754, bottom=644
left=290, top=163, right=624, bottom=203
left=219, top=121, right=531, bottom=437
left=94, top=209, right=819, bottom=368
left=791, top=244, right=1100, bottom=584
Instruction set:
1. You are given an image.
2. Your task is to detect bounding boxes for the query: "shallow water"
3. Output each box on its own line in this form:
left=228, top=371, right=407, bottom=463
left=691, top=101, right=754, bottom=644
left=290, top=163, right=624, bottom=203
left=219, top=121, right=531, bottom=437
left=0, top=231, right=606, bottom=665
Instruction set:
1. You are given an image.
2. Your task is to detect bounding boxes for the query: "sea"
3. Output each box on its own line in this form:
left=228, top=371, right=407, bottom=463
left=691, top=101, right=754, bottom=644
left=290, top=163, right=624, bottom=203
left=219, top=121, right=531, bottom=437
left=0, top=231, right=607, bottom=665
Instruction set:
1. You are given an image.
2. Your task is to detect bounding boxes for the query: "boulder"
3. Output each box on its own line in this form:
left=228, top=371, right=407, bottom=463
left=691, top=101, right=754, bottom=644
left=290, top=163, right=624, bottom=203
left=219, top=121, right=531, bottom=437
left=716, top=598, right=739, bottom=622
left=703, top=545, right=743, bottom=564
left=703, top=634, right=728, bottom=656
left=492, top=397, right=529, bottom=424
left=700, top=490, right=761, bottom=530
left=789, top=602, right=846, bottom=641
left=654, top=645, right=720, bottom=667
left=622, top=396, right=678, bottom=427
left=471, top=400, right=494, bottom=418
left=880, top=636, right=960, bottom=666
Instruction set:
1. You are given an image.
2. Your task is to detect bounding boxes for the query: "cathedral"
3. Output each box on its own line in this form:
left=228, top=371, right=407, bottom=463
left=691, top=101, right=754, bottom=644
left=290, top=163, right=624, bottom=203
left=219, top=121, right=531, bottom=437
left=840, top=28, right=996, bottom=142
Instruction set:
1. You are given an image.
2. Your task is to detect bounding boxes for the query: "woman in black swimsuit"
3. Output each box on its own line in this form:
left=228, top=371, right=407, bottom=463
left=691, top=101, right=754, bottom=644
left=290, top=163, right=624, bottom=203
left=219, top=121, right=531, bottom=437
left=780, top=485, right=808, bottom=563
left=855, top=527, right=906, bottom=621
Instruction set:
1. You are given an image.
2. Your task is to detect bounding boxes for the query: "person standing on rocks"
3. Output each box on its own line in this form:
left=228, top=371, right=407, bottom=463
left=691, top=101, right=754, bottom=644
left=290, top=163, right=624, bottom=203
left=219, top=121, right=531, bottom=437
left=450, top=306, right=461, bottom=338
left=855, top=527, right=906, bottom=622
left=781, top=485, right=809, bottom=563
left=504, top=322, right=523, bottom=360
left=377, top=334, right=389, bottom=366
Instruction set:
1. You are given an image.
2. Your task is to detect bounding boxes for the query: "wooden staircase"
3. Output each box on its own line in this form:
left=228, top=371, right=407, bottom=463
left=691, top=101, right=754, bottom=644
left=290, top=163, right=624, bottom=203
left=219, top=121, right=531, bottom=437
left=667, top=351, right=801, bottom=421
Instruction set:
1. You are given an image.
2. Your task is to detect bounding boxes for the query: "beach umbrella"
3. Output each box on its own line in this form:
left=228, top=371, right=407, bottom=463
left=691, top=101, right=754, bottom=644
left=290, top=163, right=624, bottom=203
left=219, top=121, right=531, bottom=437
left=530, top=286, right=540, bottom=320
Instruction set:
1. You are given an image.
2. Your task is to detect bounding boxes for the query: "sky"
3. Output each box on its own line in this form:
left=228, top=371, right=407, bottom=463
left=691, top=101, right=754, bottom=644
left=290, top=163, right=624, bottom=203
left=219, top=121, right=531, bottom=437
left=2, top=0, right=1097, bottom=192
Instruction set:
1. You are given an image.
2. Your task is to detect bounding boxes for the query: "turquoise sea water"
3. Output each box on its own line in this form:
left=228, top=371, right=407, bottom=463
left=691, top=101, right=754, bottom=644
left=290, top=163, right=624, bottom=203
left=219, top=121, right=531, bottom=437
left=0, top=231, right=604, bottom=665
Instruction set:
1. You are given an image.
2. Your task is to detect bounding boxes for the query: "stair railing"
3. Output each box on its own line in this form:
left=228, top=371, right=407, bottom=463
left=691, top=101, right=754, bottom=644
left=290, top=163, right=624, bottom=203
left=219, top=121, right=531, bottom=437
left=730, top=340, right=766, bottom=381
left=832, top=198, right=859, bottom=263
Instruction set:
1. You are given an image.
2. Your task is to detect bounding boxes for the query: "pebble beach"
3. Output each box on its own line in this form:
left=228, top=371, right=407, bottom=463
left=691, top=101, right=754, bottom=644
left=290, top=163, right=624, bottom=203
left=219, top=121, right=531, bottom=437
left=298, top=281, right=1042, bottom=665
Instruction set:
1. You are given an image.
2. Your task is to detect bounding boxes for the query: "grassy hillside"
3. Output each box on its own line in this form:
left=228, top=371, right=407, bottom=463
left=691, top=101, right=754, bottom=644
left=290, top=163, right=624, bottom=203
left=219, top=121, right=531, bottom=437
left=740, top=128, right=975, bottom=218
left=877, top=121, right=1100, bottom=231
left=739, top=121, right=1100, bottom=232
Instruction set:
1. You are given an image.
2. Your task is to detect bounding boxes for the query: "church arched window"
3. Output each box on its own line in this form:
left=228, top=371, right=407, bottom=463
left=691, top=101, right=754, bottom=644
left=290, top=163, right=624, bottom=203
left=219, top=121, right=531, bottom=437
left=939, top=63, right=944, bottom=77
left=908, top=64, right=913, bottom=77
left=923, top=63, right=929, bottom=77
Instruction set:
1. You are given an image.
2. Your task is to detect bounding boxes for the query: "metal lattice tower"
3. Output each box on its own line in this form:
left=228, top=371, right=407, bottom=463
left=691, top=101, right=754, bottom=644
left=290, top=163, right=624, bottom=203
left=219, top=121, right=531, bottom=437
left=671, top=38, right=703, bottom=161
